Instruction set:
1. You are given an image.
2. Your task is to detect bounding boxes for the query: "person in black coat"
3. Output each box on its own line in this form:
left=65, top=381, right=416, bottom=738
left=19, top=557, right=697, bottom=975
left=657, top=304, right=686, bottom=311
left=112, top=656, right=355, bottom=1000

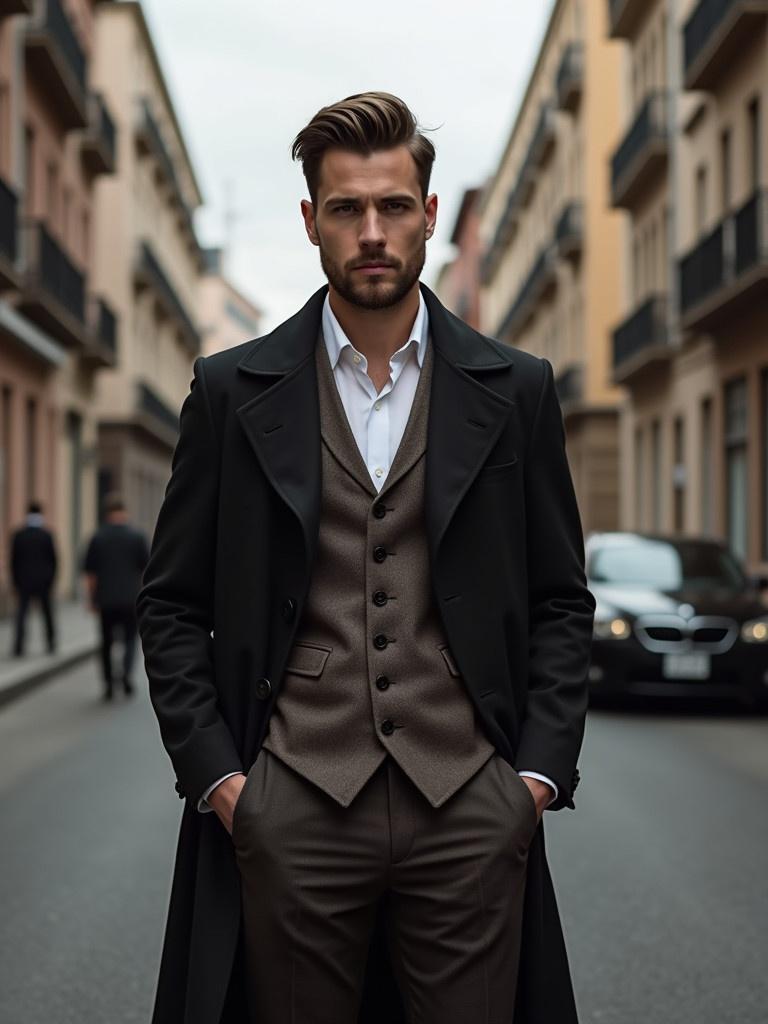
left=10, top=500, right=58, bottom=657
left=82, top=492, right=150, bottom=700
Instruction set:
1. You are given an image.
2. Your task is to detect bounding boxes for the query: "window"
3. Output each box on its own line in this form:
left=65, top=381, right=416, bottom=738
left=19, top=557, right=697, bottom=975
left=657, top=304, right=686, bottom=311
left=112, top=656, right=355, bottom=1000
left=747, top=96, right=761, bottom=192
left=720, top=128, right=732, bottom=214
left=46, top=160, right=58, bottom=226
left=695, top=165, right=707, bottom=235
left=701, top=396, right=713, bottom=534
left=673, top=415, right=685, bottom=533
left=25, top=396, right=37, bottom=505
left=724, top=377, right=748, bottom=561
left=651, top=418, right=662, bottom=530
left=23, top=126, right=34, bottom=214
left=635, top=426, right=645, bottom=531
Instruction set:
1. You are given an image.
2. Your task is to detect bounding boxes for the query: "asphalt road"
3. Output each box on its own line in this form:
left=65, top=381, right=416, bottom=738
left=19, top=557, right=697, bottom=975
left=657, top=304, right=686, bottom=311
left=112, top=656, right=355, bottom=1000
left=0, top=659, right=766, bottom=1023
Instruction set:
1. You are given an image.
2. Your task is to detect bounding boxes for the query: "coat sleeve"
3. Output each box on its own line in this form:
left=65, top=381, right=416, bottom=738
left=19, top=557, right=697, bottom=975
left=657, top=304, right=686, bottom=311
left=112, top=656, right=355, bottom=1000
left=514, top=357, right=596, bottom=810
left=136, top=356, right=242, bottom=805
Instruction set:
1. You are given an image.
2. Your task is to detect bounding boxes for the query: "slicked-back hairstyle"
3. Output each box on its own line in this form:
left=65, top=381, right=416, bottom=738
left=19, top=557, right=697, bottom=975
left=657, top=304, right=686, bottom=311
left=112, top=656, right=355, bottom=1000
left=292, top=92, right=436, bottom=205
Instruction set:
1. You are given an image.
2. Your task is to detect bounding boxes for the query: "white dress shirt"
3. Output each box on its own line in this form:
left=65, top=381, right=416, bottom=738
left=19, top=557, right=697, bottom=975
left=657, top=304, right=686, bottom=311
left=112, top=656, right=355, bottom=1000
left=198, top=293, right=558, bottom=810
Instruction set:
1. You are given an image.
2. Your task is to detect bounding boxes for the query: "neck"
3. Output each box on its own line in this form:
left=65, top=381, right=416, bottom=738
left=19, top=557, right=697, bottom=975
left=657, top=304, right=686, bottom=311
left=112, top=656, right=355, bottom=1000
left=328, top=283, right=421, bottom=365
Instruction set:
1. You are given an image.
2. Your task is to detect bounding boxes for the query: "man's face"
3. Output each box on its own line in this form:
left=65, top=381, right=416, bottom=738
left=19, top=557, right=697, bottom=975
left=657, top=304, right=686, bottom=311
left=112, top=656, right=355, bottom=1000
left=301, top=145, right=437, bottom=310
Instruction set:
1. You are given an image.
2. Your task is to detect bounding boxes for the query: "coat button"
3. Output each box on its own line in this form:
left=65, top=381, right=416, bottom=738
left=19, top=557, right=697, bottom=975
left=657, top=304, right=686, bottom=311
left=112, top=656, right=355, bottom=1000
left=372, top=590, right=388, bottom=606
left=372, top=502, right=386, bottom=519
left=174, top=780, right=185, bottom=798
left=375, top=674, right=390, bottom=691
left=373, top=545, right=388, bottom=563
left=255, top=677, right=272, bottom=700
left=281, top=597, right=296, bottom=622
left=571, top=768, right=580, bottom=792
left=373, top=633, right=389, bottom=650
left=381, top=719, right=395, bottom=736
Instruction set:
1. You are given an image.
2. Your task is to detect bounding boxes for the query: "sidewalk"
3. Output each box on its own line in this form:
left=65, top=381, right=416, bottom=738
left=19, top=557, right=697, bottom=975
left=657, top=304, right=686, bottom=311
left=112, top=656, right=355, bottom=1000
left=0, top=599, right=100, bottom=708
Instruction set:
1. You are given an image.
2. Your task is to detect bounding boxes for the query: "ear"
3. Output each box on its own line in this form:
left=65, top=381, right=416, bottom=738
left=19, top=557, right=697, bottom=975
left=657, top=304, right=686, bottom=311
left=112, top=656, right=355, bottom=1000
left=424, top=193, right=438, bottom=240
left=300, top=199, right=319, bottom=246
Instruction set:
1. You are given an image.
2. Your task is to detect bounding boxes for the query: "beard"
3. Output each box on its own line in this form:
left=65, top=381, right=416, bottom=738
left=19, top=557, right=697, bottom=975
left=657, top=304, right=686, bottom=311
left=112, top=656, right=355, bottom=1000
left=317, top=236, right=426, bottom=311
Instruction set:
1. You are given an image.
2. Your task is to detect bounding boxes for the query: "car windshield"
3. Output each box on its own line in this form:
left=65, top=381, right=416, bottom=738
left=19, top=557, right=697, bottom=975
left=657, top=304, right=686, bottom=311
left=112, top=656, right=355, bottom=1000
left=588, top=539, right=746, bottom=590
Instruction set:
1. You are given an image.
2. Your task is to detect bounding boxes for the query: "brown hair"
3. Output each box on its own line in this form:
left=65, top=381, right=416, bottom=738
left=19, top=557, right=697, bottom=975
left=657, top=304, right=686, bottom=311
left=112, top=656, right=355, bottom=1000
left=292, top=91, right=436, bottom=204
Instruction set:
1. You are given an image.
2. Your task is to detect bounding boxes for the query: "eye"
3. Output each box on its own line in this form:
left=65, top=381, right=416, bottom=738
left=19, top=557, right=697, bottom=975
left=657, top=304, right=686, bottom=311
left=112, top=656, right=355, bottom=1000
left=333, top=204, right=356, bottom=214
left=385, top=201, right=406, bottom=211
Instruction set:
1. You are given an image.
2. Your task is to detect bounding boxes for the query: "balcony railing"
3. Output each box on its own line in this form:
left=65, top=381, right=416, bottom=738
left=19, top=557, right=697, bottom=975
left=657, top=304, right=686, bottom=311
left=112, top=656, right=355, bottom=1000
left=25, top=0, right=87, bottom=130
left=554, top=201, right=583, bottom=261
left=608, top=0, right=648, bottom=38
left=80, top=295, right=118, bottom=369
left=684, top=0, right=768, bottom=91
left=555, top=364, right=584, bottom=409
left=556, top=42, right=583, bottom=113
left=0, top=0, right=33, bottom=16
left=81, top=92, right=117, bottom=176
left=134, top=240, right=201, bottom=354
left=679, top=188, right=768, bottom=331
left=496, top=243, right=558, bottom=341
left=0, top=178, right=19, bottom=289
left=611, top=91, right=669, bottom=209
left=137, top=380, right=179, bottom=440
left=612, top=294, right=671, bottom=383
left=20, top=220, right=88, bottom=346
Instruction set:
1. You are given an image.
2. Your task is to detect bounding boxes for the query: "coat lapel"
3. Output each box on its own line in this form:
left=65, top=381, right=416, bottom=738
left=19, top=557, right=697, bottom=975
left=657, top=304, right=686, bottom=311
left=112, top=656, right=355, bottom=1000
left=233, top=283, right=515, bottom=574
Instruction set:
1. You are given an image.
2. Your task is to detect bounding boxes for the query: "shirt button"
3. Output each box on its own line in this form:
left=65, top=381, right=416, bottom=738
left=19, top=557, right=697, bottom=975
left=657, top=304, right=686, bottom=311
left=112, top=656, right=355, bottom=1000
left=373, top=590, right=388, bottom=606
left=374, top=468, right=383, bottom=478
left=373, top=633, right=389, bottom=650
left=374, top=401, right=382, bottom=410
left=373, top=545, right=387, bottom=562
left=353, top=353, right=361, bottom=364
left=375, top=674, right=390, bottom=691
left=381, top=719, right=395, bottom=736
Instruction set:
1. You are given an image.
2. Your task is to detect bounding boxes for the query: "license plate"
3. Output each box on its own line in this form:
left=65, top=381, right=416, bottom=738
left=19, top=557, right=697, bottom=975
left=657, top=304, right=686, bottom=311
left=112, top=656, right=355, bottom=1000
left=662, top=653, right=711, bottom=679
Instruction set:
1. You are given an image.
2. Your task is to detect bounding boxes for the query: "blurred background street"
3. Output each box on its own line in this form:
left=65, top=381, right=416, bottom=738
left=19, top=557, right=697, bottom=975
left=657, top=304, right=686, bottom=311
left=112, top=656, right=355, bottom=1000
left=1, top=658, right=766, bottom=1023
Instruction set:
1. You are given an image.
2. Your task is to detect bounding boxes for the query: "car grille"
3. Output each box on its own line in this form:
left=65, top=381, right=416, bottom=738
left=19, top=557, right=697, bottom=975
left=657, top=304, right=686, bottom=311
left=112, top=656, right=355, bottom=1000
left=634, top=615, right=738, bottom=654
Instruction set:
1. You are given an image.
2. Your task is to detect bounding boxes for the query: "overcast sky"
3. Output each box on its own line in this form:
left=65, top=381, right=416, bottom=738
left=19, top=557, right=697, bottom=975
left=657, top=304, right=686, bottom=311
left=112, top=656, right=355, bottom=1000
left=141, top=1, right=555, bottom=332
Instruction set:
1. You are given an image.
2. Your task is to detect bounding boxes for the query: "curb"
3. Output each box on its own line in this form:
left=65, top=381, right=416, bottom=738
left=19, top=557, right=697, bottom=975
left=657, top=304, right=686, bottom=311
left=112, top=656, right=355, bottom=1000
left=0, top=642, right=98, bottom=709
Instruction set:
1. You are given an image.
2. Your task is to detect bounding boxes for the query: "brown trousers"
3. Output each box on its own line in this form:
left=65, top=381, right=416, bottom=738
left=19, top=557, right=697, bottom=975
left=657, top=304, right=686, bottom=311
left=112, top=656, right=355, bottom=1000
left=233, top=747, right=538, bottom=1024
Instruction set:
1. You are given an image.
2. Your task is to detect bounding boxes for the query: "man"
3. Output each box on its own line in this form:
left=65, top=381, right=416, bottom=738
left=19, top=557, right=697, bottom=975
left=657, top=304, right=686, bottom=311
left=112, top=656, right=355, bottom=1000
left=10, top=500, right=57, bottom=657
left=83, top=492, right=149, bottom=699
left=137, top=92, right=595, bottom=1024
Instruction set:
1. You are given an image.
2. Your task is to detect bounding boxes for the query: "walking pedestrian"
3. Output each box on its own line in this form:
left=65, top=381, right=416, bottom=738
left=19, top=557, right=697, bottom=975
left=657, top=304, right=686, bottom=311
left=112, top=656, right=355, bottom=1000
left=83, top=492, right=149, bottom=700
left=10, top=500, right=57, bottom=657
left=137, top=92, right=596, bottom=1024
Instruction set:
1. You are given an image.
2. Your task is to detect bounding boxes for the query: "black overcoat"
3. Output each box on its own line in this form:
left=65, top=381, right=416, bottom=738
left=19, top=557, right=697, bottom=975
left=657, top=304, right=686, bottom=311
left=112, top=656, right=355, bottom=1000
left=136, top=283, right=596, bottom=1024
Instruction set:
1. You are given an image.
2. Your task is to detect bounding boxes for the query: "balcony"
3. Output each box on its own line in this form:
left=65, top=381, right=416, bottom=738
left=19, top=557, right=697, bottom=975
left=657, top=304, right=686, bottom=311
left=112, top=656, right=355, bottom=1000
left=612, top=294, right=671, bottom=384
left=554, top=201, right=584, bottom=262
left=81, top=92, right=117, bottom=177
left=0, top=0, right=32, bottom=16
left=81, top=295, right=118, bottom=369
left=684, top=0, right=768, bottom=91
left=0, top=178, right=19, bottom=290
left=134, top=240, right=201, bottom=354
left=555, top=363, right=584, bottom=414
left=135, top=379, right=179, bottom=446
left=496, top=243, right=558, bottom=341
left=526, top=102, right=557, bottom=177
left=679, top=189, right=768, bottom=332
left=608, top=0, right=649, bottom=38
left=611, top=92, right=669, bottom=210
left=556, top=42, right=584, bottom=114
left=25, top=0, right=87, bottom=131
left=18, top=220, right=88, bottom=348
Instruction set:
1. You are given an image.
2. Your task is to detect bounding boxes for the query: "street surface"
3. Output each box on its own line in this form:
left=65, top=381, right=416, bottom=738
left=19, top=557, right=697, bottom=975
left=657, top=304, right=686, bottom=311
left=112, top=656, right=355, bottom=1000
left=0, top=659, right=766, bottom=1023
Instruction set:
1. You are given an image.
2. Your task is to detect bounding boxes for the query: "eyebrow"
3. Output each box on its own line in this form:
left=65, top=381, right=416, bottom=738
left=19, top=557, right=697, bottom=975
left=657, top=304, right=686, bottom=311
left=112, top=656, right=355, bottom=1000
left=323, top=193, right=418, bottom=208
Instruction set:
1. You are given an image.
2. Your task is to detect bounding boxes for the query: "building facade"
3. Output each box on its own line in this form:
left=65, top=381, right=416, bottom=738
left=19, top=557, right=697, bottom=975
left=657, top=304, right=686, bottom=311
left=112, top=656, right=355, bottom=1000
left=199, top=246, right=262, bottom=359
left=433, top=187, right=483, bottom=331
left=0, top=0, right=118, bottom=610
left=609, top=0, right=768, bottom=573
left=89, top=0, right=204, bottom=545
left=479, top=0, right=626, bottom=535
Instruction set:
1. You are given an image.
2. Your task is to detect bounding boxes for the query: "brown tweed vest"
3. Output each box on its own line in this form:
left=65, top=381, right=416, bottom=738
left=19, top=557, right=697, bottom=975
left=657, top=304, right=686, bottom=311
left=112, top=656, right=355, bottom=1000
left=262, top=331, right=494, bottom=807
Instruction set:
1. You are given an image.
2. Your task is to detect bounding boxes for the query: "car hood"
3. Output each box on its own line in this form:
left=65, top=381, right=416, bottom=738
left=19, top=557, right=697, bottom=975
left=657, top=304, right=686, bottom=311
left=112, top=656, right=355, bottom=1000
left=590, top=583, right=767, bottom=623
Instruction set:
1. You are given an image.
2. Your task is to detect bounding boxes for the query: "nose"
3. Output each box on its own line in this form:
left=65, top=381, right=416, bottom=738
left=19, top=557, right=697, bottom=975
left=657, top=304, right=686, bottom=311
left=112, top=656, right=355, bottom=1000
left=358, top=208, right=386, bottom=249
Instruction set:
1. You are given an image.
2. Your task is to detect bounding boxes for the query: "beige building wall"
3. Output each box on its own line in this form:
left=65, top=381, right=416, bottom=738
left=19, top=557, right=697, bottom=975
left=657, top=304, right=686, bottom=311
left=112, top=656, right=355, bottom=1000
left=89, top=0, right=205, bottom=543
left=199, top=247, right=262, bottom=358
left=479, top=0, right=625, bottom=534
left=610, top=0, right=768, bottom=573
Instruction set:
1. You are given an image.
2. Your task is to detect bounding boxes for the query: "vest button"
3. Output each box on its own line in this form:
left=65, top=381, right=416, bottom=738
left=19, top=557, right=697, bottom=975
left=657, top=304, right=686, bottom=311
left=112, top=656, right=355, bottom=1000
left=373, top=633, right=389, bottom=650
left=373, top=545, right=388, bottom=563
left=372, top=590, right=388, bottom=606
left=281, top=597, right=296, bottom=621
left=381, top=719, right=395, bottom=736
left=372, top=502, right=386, bottom=519
left=254, top=677, right=272, bottom=700
left=375, top=674, right=390, bottom=691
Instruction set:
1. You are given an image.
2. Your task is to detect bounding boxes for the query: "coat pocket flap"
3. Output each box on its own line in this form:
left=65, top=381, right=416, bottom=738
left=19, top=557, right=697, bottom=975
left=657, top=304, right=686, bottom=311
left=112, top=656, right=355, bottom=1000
left=285, top=641, right=331, bottom=677
left=438, top=644, right=461, bottom=677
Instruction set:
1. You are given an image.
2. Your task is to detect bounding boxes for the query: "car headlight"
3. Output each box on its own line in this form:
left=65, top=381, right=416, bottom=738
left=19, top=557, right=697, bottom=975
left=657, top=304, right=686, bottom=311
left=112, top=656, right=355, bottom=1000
left=593, top=616, right=631, bottom=640
left=741, top=617, right=768, bottom=643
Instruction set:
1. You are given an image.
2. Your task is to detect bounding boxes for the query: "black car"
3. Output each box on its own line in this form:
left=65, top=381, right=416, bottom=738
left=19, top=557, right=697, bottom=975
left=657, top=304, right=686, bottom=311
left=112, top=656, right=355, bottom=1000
left=585, top=532, right=768, bottom=707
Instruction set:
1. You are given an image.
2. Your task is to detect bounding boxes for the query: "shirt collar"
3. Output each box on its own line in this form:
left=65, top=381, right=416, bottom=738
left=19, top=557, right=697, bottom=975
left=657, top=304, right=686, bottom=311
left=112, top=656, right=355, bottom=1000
left=321, top=290, right=429, bottom=371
